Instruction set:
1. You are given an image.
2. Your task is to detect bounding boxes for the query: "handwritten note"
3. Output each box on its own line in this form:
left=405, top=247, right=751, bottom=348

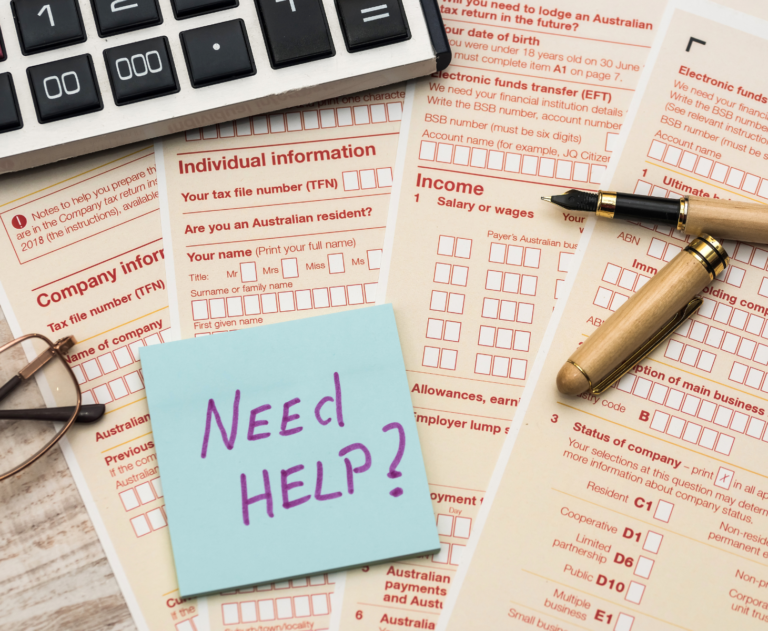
left=142, top=305, right=439, bottom=597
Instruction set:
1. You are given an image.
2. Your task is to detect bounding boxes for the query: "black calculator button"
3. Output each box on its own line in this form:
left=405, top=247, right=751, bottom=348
left=335, top=0, right=408, bottom=51
left=27, top=54, right=102, bottom=123
left=180, top=20, right=255, bottom=88
left=0, top=26, right=6, bottom=61
left=91, top=0, right=163, bottom=37
left=104, top=37, right=178, bottom=105
left=254, top=0, right=334, bottom=68
left=171, top=0, right=237, bottom=20
left=12, top=0, right=86, bottom=55
left=0, top=73, right=23, bottom=132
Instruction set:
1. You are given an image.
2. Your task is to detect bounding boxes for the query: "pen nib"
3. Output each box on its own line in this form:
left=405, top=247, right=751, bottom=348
left=541, top=197, right=551, bottom=202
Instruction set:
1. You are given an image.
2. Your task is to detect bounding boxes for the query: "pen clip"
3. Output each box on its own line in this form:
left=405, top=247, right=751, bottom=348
left=590, top=297, right=703, bottom=395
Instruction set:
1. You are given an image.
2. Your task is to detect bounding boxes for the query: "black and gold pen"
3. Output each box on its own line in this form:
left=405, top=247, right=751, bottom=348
left=543, top=189, right=768, bottom=244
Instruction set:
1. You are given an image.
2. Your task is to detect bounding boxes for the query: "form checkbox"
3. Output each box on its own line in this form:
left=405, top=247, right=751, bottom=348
left=151, top=478, right=163, bottom=498
left=624, top=581, right=645, bottom=604
left=241, top=262, right=257, bottom=282
left=131, top=514, right=151, bottom=537
left=222, top=603, right=239, bottom=624
left=71, top=364, right=86, bottom=384
left=444, top=321, right=460, bottom=342
left=454, top=516, right=471, bottom=538
left=114, top=346, right=133, bottom=368
left=259, top=599, right=276, bottom=620
left=296, top=290, right=312, bottom=310
left=120, top=489, right=140, bottom=511
left=715, top=467, right=735, bottom=490
left=227, top=296, right=243, bottom=317
left=262, top=294, right=278, bottom=313
left=643, top=531, right=663, bottom=554
left=313, top=288, right=330, bottom=309
left=634, top=556, right=654, bottom=579
left=367, top=249, right=383, bottom=269
left=475, top=354, right=492, bottom=375
left=364, top=283, right=378, bottom=303
left=278, top=291, right=295, bottom=312
left=311, top=593, right=329, bottom=616
left=294, top=596, right=311, bottom=617
left=244, top=295, right=261, bottom=315
left=147, top=507, right=167, bottom=530
left=330, top=286, right=347, bottom=307
left=423, top=347, right=440, bottom=368
left=436, top=513, right=453, bottom=535
left=136, top=482, right=155, bottom=504
left=210, top=298, right=226, bottom=318
left=496, top=328, right=512, bottom=349
left=427, top=318, right=444, bottom=339
left=654, top=500, right=674, bottom=522
left=93, top=384, right=113, bottom=404
left=98, top=353, right=118, bottom=374
left=276, top=597, right=293, bottom=619
left=615, top=612, right=635, bottom=631
left=281, top=258, right=299, bottom=278
left=241, top=601, right=257, bottom=622
left=328, top=253, right=345, bottom=274
left=83, top=359, right=102, bottom=380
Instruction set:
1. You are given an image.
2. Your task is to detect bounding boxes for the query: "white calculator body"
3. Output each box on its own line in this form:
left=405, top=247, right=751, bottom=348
left=0, top=0, right=449, bottom=173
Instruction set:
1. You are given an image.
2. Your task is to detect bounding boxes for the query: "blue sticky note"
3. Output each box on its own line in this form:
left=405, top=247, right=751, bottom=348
left=142, top=305, right=439, bottom=597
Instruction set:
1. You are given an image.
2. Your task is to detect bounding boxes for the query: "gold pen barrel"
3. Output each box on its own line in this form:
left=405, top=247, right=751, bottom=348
left=683, top=196, right=768, bottom=243
left=557, top=234, right=729, bottom=396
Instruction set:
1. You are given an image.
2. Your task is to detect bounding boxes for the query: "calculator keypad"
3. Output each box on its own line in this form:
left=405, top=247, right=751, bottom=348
left=91, top=0, right=163, bottom=37
left=12, top=0, right=86, bottom=55
left=104, top=36, right=178, bottom=105
left=0, top=73, right=23, bottom=132
left=28, top=54, right=102, bottom=122
left=171, top=0, right=238, bottom=20
left=180, top=19, right=255, bottom=87
left=335, top=0, right=409, bottom=51
left=254, top=0, right=333, bottom=68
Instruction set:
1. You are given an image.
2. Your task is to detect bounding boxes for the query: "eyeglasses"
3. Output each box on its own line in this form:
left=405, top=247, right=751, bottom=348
left=0, top=334, right=105, bottom=481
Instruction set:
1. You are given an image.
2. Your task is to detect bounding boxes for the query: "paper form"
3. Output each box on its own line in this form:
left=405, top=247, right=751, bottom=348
left=155, top=88, right=406, bottom=341
left=440, top=2, right=768, bottom=629
left=154, top=87, right=406, bottom=631
left=331, top=2, right=668, bottom=629
left=0, top=146, right=204, bottom=631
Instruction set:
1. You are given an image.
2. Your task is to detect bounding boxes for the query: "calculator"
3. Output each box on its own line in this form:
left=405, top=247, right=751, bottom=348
left=0, top=0, right=449, bottom=173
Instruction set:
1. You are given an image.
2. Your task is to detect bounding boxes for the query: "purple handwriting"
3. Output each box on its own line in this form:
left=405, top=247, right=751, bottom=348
left=201, top=372, right=343, bottom=458
left=240, top=443, right=372, bottom=523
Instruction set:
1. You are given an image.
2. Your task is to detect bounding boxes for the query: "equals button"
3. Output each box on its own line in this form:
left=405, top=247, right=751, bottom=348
left=335, top=0, right=410, bottom=51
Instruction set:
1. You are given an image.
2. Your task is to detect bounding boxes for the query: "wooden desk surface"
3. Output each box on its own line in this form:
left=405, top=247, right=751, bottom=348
left=0, top=307, right=135, bottom=631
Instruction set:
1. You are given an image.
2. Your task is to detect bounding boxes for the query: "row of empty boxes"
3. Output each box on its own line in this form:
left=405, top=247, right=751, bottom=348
left=481, top=298, right=535, bottom=324
left=674, top=314, right=768, bottom=365
left=614, top=373, right=734, bottom=455
left=131, top=505, right=168, bottom=538
left=438, top=235, right=472, bottom=259
left=120, top=477, right=163, bottom=512
left=436, top=513, right=472, bottom=538
left=192, top=284, right=378, bottom=321
left=186, top=102, right=403, bottom=141
left=423, top=346, right=458, bottom=370
left=342, top=167, right=393, bottom=191
left=485, top=271, right=538, bottom=295
left=646, top=140, right=768, bottom=197
left=240, top=251, right=384, bottom=283
left=221, top=593, right=332, bottom=625
left=729, top=361, right=768, bottom=397
left=433, top=542, right=465, bottom=566
left=478, top=326, right=531, bottom=352
left=475, top=354, right=527, bottom=380
left=489, top=242, right=542, bottom=268
left=418, top=140, right=607, bottom=184
left=81, top=370, right=146, bottom=405
left=70, top=328, right=169, bottom=385
left=222, top=574, right=333, bottom=594
left=174, top=616, right=200, bottom=631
